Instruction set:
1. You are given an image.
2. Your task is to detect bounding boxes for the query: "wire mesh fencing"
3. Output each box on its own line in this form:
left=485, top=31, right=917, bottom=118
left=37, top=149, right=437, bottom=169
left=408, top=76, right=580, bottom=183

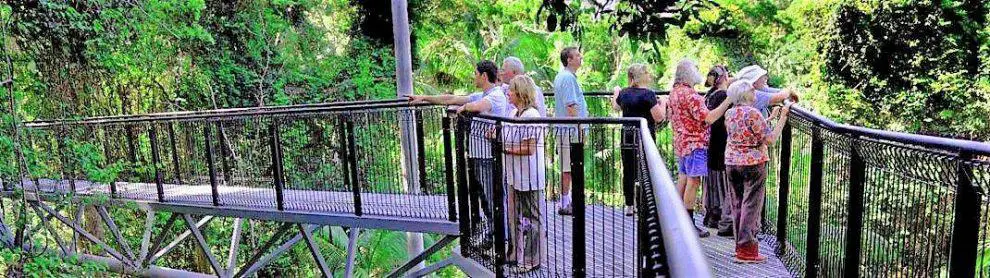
left=766, top=106, right=990, bottom=278
left=14, top=103, right=457, bottom=222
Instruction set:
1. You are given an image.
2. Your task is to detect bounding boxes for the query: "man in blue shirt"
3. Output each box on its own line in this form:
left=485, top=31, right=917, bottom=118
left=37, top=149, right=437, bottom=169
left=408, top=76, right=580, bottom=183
left=736, top=65, right=799, bottom=116
left=553, top=46, right=588, bottom=215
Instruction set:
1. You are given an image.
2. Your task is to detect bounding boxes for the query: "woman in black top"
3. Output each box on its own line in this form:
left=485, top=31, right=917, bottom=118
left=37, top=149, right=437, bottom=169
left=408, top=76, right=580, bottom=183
left=702, top=65, right=734, bottom=236
left=611, top=63, right=667, bottom=216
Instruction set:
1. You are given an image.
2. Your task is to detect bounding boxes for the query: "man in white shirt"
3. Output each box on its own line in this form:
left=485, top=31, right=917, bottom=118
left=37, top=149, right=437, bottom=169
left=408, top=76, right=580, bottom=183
left=408, top=60, right=507, bottom=229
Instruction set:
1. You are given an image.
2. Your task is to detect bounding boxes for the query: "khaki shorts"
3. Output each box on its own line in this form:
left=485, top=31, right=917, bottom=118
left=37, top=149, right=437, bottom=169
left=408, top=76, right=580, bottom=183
left=556, top=126, right=585, bottom=172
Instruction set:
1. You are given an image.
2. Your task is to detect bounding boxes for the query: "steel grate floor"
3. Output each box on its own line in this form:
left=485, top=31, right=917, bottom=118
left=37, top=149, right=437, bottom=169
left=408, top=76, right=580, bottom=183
left=693, top=215, right=793, bottom=278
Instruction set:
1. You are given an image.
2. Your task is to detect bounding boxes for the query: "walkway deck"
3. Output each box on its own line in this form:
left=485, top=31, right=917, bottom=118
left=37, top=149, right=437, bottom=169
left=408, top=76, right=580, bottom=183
left=15, top=179, right=792, bottom=277
left=693, top=215, right=792, bottom=278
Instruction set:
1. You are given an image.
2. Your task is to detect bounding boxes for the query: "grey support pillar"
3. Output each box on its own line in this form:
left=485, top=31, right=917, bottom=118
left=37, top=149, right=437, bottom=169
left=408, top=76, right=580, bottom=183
left=391, top=0, right=425, bottom=272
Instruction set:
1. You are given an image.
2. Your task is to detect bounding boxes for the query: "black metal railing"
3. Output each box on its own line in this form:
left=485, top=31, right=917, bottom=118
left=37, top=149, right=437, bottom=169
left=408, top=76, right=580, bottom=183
left=452, top=104, right=709, bottom=277
left=760, top=105, right=990, bottom=277
left=8, top=94, right=715, bottom=277
left=575, top=91, right=990, bottom=278
left=11, top=101, right=458, bottom=222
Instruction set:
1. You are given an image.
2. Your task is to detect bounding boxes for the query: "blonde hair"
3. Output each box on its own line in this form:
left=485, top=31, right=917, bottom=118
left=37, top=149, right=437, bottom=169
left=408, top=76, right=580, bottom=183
left=674, top=59, right=704, bottom=86
left=627, top=63, right=652, bottom=87
left=509, top=75, right=537, bottom=111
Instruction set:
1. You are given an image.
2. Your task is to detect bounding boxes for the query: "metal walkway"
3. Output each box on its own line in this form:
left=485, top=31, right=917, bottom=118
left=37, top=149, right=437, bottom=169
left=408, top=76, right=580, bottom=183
left=17, top=178, right=795, bottom=277
left=692, top=215, right=792, bottom=278
left=17, top=179, right=643, bottom=276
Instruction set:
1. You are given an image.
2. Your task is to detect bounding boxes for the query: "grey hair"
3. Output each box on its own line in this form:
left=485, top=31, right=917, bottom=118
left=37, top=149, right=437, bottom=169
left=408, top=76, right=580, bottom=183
left=503, top=56, right=525, bottom=74
left=674, top=59, right=705, bottom=86
left=727, top=80, right=755, bottom=105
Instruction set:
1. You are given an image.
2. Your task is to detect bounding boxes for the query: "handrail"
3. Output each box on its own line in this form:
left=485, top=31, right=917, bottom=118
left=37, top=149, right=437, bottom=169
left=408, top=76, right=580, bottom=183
left=24, top=101, right=432, bottom=128
left=637, top=118, right=713, bottom=277
left=25, top=90, right=671, bottom=126
left=789, top=105, right=990, bottom=156
left=24, top=98, right=410, bottom=127
left=468, top=112, right=642, bottom=125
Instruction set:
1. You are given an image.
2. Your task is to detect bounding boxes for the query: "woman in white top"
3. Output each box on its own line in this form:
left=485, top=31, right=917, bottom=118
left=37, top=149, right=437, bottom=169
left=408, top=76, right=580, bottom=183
left=502, top=75, right=546, bottom=273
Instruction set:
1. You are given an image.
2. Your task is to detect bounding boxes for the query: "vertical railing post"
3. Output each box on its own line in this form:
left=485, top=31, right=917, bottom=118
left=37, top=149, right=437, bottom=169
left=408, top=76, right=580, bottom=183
left=415, top=109, right=428, bottom=193
left=149, top=124, right=165, bottom=203
left=268, top=120, right=286, bottom=211
left=776, top=123, right=792, bottom=254
left=102, top=126, right=117, bottom=198
left=204, top=123, right=220, bottom=206
left=337, top=116, right=353, bottom=206
left=571, top=140, right=586, bottom=278
left=844, top=136, right=866, bottom=277
left=453, top=114, right=471, bottom=256
left=345, top=117, right=362, bottom=216
left=806, top=127, right=825, bottom=278
left=167, top=122, right=182, bottom=184
left=216, top=122, right=233, bottom=185
left=490, top=120, right=506, bottom=278
left=949, top=151, right=979, bottom=277
left=442, top=114, right=457, bottom=222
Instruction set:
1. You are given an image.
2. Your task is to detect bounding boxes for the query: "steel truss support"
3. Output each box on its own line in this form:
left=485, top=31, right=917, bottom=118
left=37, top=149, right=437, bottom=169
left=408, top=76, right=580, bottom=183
left=182, top=213, right=224, bottom=276
left=148, top=215, right=214, bottom=264
left=299, top=223, right=332, bottom=277
left=226, top=218, right=244, bottom=275
left=235, top=224, right=321, bottom=277
left=32, top=201, right=135, bottom=267
left=386, top=235, right=456, bottom=278
left=344, top=227, right=360, bottom=278
left=97, top=206, right=137, bottom=261
left=4, top=197, right=473, bottom=277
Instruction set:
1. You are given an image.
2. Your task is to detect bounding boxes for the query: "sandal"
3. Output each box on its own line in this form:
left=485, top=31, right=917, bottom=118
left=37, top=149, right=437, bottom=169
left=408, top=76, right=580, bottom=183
left=511, top=263, right=541, bottom=274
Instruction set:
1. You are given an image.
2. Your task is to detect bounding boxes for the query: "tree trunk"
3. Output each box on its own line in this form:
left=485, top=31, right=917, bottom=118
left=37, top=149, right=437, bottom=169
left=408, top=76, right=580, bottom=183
left=81, top=205, right=104, bottom=255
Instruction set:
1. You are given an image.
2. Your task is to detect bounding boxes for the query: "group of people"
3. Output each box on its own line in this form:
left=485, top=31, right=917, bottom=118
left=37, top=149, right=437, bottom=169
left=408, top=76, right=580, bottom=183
left=661, top=60, right=798, bottom=264
left=408, top=47, right=799, bottom=271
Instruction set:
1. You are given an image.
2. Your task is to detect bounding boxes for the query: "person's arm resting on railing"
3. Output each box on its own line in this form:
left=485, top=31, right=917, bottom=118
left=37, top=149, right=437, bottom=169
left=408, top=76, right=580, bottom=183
left=407, top=94, right=472, bottom=106
left=764, top=103, right=793, bottom=144
left=459, top=99, right=493, bottom=114
left=766, top=88, right=799, bottom=106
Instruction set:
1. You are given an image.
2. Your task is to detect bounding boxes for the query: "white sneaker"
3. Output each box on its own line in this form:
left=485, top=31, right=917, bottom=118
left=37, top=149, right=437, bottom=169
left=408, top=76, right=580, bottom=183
left=624, top=206, right=635, bottom=216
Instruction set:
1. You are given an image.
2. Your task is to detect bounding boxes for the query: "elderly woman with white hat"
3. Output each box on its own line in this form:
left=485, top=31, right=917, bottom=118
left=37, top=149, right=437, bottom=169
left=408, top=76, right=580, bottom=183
left=735, top=65, right=800, bottom=116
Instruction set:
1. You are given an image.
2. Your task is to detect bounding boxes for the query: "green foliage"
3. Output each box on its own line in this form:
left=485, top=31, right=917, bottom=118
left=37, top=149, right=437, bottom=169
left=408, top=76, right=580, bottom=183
left=68, top=140, right=121, bottom=183
left=824, top=0, right=989, bottom=139
left=0, top=249, right=111, bottom=277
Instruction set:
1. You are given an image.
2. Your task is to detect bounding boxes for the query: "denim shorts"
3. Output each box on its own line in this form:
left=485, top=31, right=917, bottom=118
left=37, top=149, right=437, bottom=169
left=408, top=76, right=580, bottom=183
left=678, top=149, right=709, bottom=177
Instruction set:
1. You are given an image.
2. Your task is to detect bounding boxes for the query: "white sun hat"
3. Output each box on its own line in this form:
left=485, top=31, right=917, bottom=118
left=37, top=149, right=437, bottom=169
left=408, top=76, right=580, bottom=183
left=736, top=65, right=769, bottom=84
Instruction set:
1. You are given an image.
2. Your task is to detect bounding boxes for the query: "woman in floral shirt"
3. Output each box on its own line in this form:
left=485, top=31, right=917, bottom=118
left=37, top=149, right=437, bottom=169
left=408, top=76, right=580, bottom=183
left=668, top=59, right=733, bottom=237
left=723, top=80, right=792, bottom=264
